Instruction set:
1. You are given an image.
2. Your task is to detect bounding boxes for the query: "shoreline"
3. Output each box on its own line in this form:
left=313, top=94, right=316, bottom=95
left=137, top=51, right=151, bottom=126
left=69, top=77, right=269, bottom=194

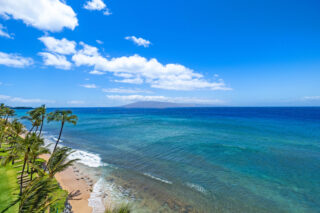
left=40, top=154, right=95, bottom=213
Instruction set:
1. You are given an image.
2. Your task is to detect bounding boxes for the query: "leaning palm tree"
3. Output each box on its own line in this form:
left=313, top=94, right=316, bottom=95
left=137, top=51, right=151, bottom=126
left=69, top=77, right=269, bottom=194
left=18, top=133, right=39, bottom=195
left=28, top=137, right=49, bottom=180
left=1, top=177, right=61, bottom=213
left=21, top=107, right=43, bottom=134
left=46, top=147, right=78, bottom=178
left=47, top=110, right=78, bottom=154
left=36, top=105, right=46, bottom=136
left=4, top=107, right=15, bottom=125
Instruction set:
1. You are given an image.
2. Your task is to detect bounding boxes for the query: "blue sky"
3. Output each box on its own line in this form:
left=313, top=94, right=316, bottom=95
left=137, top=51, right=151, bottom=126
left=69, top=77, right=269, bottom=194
left=0, top=0, right=320, bottom=107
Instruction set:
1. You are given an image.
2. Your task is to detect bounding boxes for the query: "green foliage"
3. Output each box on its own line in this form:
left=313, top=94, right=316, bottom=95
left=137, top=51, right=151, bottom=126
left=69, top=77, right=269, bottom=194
left=105, top=204, right=131, bottom=213
left=47, top=147, right=78, bottom=178
left=0, top=106, right=77, bottom=213
left=47, top=110, right=78, bottom=125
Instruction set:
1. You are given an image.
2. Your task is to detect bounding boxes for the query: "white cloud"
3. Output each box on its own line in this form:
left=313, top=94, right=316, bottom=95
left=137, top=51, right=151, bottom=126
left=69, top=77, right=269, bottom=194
left=106, top=95, right=224, bottom=105
left=0, top=24, right=12, bottom=39
left=39, top=52, right=72, bottom=70
left=89, top=70, right=105, bottom=75
left=0, top=94, right=10, bottom=100
left=114, top=77, right=143, bottom=84
left=96, top=40, right=103, bottom=44
left=39, top=36, right=76, bottom=55
left=72, top=43, right=231, bottom=91
left=0, top=0, right=78, bottom=32
left=83, top=0, right=111, bottom=15
left=303, top=96, right=320, bottom=101
left=125, top=36, right=151, bottom=47
left=68, top=100, right=84, bottom=104
left=0, top=94, right=55, bottom=103
left=103, top=9, right=112, bottom=16
left=102, top=88, right=150, bottom=94
left=0, top=51, right=33, bottom=67
left=81, top=84, right=97, bottom=88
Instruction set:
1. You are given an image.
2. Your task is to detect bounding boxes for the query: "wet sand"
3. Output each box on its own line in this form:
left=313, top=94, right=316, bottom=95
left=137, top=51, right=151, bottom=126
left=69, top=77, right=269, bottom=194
left=40, top=154, right=94, bottom=213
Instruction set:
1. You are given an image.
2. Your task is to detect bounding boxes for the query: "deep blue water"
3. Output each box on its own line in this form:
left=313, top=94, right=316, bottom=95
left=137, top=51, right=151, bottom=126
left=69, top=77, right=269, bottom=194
left=16, top=107, right=320, bottom=212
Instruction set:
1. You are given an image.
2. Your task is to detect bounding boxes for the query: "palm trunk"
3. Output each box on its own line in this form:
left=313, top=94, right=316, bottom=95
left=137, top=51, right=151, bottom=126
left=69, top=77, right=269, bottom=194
left=20, top=150, right=29, bottom=195
left=28, top=125, right=35, bottom=134
left=30, top=156, right=36, bottom=180
left=52, top=121, right=64, bottom=155
left=38, top=116, right=45, bottom=137
left=44, top=121, right=64, bottom=172
left=5, top=115, right=8, bottom=125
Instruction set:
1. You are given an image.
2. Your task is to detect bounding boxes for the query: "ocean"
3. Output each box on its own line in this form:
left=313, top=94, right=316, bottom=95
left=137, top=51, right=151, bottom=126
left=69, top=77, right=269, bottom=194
left=15, top=107, right=320, bottom=213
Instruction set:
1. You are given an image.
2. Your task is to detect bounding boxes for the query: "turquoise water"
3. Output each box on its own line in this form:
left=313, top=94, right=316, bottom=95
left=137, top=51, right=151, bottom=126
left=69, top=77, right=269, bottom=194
left=16, top=107, right=320, bottom=212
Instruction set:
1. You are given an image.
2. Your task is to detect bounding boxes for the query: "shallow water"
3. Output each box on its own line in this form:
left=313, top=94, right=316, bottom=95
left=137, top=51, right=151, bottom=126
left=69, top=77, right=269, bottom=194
left=16, top=107, right=320, bottom=212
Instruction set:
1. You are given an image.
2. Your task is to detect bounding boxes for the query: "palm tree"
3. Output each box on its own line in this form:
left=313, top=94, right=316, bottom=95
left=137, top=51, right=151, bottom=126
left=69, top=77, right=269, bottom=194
left=1, top=136, right=23, bottom=165
left=0, top=124, right=5, bottom=149
left=46, top=147, right=78, bottom=178
left=4, top=107, right=15, bottom=125
left=1, top=177, right=61, bottom=213
left=21, top=107, right=43, bottom=134
left=47, top=110, right=78, bottom=155
left=28, top=137, right=49, bottom=180
left=11, top=119, right=26, bottom=138
left=19, top=133, right=39, bottom=195
left=36, top=105, right=46, bottom=136
left=0, top=103, right=6, bottom=119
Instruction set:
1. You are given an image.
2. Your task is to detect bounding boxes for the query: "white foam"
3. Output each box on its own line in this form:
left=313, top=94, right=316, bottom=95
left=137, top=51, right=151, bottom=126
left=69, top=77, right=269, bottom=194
left=88, top=178, right=106, bottom=213
left=68, top=149, right=105, bottom=168
left=43, top=134, right=105, bottom=168
left=143, top=173, right=172, bottom=184
left=186, top=182, right=207, bottom=194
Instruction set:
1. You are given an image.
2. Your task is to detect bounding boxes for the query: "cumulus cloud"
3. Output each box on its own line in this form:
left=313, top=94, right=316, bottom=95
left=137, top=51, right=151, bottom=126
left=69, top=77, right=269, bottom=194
left=0, top=24, right=12, bottom=39
left=83, top=0, right=111, bottom=15
left=68, top=100, right=85, bottom=104
left=0, top=0, right=78, bottom=32
left=39, top=52, right=72, bottom=70
left=96, top=40, right=103, bottom=44
left=39, top=36, right=76, bottom=55
left=72, top=43, right=231, bottom=91
left=106, top=95, right=224, bottom=105
left=125, top=36, right=151, bottom=47
left=0, top=94, right=55, bottom=103
left=0, top=51, right=33, bottom=67
left=102, top=88, right=150, bottom=94
left=81, top=84, right=97, bottom=89
left=89, top=70, right=105, bottom=75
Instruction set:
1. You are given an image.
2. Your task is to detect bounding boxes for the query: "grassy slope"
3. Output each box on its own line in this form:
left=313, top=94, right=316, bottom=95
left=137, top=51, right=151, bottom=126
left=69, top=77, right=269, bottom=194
left=0, top=164, right=19, bottom=213
left=0, top=150, right=68, bottom=212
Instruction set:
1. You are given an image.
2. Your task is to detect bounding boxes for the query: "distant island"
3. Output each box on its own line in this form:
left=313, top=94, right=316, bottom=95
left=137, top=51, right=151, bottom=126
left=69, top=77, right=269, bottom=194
left=121, top=101, right=212, bottom=109
left=10, top=106, right=34, bottom=109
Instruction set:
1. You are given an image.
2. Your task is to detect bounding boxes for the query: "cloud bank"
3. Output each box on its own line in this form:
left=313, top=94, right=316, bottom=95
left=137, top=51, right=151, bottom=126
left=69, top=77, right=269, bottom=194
left=72, top=42, right=231, bottom=91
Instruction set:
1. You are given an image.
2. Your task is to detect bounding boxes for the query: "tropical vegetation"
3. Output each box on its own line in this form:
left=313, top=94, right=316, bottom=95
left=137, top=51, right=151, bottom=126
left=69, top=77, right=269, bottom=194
left=0, top=104, right=76, bottom=212
left=0, top=104, right=131, bottom=213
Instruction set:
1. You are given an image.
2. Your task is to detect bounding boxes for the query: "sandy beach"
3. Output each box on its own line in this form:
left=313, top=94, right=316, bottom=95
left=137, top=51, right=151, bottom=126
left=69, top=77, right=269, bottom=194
left=40, top=154, right=94, bottom=213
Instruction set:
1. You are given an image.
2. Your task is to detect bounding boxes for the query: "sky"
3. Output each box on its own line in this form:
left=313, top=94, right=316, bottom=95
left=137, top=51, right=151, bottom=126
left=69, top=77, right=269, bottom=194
left=0, top=0, right=320, bottom=107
